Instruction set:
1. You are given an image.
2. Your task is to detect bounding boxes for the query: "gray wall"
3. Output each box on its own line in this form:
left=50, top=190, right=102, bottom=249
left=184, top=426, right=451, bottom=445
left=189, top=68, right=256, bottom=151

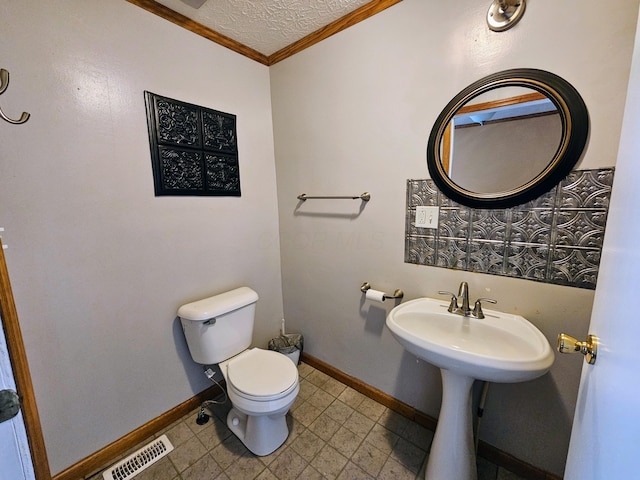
left=452, top=114, right=561, bottom=193
left=0, top=1, right=283, bottom=474
left=0, top=0, right=638, bottom=476
left=270, top=0, right=639, bottom=475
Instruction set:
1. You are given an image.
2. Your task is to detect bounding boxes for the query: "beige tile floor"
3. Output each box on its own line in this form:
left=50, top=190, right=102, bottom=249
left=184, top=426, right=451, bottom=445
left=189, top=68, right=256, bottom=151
left=90, top=362, right=527, bottom=480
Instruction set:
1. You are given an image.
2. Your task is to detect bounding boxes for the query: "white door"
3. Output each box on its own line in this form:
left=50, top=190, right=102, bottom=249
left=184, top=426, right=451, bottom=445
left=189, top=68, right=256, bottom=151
left=563, top=10, right=640, bottom=479
left=0, top=236, right=34, bottom=480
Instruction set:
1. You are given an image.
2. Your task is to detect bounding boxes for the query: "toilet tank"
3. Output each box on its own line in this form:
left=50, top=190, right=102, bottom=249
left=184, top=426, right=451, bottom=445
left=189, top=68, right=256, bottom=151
left=178, top=287, right=259, bottom=364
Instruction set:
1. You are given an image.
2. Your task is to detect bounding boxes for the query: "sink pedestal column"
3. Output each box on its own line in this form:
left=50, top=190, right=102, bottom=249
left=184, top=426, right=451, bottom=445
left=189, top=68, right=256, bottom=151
left=426, top=369, right=476, bottom=480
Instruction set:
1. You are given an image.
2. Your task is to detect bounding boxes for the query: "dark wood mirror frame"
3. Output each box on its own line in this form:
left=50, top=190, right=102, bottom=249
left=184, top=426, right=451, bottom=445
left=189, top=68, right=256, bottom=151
left=427, top=68, right=589, bottom=209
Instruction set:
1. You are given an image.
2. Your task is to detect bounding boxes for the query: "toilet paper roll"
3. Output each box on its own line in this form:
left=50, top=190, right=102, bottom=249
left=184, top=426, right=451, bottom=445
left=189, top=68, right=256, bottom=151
left=365, top=289, right=386, bottom=303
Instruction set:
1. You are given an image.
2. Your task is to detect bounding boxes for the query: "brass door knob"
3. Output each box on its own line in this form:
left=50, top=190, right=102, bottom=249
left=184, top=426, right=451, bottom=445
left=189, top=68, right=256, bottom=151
left=557, top=333, right=598, bottom=365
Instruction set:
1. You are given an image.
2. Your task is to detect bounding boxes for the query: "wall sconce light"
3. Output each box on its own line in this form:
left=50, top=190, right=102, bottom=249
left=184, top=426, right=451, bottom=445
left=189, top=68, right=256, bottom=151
left=487, top=0, right=526, bottom=32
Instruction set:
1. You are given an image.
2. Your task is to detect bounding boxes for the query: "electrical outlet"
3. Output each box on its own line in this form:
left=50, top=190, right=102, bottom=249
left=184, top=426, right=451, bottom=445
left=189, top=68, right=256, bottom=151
left=415, top=206, right=439, bottom=229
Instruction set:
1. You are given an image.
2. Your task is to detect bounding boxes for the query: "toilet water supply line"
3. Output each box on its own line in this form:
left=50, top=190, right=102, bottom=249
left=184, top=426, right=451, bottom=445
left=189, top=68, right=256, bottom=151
left=196, top=367, right=229, bottom=425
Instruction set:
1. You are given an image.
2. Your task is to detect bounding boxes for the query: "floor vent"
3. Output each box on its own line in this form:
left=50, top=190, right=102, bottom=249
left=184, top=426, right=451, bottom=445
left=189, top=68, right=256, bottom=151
left=102, top=434, right=174, bottom=480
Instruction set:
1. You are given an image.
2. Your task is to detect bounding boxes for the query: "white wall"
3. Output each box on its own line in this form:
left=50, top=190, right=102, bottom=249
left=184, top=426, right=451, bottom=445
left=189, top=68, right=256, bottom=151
left=0, top=1, right=283, bottom=474
left=270, top=0, right=639, bottom=475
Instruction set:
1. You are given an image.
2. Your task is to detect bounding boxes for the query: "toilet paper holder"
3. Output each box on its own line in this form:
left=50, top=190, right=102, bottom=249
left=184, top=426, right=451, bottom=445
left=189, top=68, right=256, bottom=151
left=360, top=282, right=404, bottom=300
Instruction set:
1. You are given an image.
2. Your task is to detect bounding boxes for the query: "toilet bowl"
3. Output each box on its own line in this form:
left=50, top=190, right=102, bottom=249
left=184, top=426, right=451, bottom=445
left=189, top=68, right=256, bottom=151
left=178, top=287, right=300, bottom=456
left=220, top=348, right=299, bottom=455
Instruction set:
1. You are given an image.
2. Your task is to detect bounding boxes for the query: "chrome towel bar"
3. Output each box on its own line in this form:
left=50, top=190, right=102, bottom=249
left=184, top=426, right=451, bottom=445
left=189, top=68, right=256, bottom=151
left=297, top=192, right=370, bottom=201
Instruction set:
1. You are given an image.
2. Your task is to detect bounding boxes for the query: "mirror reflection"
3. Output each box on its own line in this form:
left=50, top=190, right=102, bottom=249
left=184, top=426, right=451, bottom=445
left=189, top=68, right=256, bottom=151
left=441, top=87, right=562, bottom=194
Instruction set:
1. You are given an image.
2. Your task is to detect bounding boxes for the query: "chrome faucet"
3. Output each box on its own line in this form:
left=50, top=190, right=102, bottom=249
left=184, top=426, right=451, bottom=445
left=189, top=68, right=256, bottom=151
left=438, top=281, right=496, bottom=318
left=457, top=281, right=470, bottom=316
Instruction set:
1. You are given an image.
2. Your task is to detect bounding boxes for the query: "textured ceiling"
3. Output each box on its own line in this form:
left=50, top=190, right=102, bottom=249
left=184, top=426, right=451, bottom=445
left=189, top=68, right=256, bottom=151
left=154, top=0, right=372, bottom=56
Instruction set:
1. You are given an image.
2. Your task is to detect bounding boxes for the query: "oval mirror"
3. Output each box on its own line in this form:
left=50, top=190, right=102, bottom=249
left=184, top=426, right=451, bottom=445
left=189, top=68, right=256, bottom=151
left=427, top=69, right=589, bottom=208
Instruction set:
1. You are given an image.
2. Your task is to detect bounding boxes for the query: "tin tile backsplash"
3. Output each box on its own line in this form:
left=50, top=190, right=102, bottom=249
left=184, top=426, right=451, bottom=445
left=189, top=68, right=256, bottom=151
left=405, top=169, right=614, bottom=289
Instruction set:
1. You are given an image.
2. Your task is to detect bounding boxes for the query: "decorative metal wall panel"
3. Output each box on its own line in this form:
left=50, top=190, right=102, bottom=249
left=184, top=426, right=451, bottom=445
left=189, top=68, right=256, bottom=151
left=145, top=92, right=241, bottom=196
left=405, top=169, right=614, bottom=289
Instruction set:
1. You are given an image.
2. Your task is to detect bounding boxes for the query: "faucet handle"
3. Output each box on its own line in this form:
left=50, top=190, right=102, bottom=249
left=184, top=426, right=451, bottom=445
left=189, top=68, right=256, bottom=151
left=472, top=297, right=497, bottom=319
left=438, top=291, right=459, bottom=313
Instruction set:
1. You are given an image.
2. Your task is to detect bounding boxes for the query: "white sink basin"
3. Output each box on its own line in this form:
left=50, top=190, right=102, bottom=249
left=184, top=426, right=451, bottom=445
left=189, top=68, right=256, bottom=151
left=386, top=297, right=554, bottom=383
left=386, top=296, right=554, bottom=479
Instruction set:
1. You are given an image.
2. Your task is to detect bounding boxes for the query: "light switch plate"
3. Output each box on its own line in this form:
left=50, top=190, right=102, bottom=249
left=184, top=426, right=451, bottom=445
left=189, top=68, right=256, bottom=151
left=415, top=206, right=439, bottom=229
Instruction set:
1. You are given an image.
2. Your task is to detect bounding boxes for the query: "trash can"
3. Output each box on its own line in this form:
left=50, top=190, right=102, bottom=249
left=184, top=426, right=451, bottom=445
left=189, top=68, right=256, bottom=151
left=268, top=332, right=303, bottom=365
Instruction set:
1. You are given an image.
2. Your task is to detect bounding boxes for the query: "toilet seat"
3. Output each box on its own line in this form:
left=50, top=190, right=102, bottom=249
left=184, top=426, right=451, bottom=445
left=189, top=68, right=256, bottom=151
left=226, top=348, right=298, bottom=401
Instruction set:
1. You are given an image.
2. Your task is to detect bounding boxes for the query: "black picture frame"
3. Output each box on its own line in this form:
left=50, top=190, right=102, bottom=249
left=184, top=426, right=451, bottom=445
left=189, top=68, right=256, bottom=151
left=144, top=91, right=241, bottom=196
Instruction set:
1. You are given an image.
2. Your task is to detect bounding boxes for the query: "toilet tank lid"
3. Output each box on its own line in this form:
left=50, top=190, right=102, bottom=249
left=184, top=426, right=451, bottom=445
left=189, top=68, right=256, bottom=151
left=178, top=287, right=259, bottom=321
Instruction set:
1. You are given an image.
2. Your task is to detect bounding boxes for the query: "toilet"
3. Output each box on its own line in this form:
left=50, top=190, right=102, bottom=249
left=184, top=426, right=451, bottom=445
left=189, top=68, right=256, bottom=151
left=178, top=287, right=299, bottom=456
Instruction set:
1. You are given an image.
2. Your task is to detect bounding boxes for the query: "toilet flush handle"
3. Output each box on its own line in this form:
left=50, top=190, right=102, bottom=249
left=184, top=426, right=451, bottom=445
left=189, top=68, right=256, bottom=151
left=203, top=318, right=216, bottom=326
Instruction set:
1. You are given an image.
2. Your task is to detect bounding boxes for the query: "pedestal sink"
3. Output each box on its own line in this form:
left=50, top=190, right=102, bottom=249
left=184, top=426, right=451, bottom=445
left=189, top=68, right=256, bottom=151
left=386, top=297, right=554, bottom=480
